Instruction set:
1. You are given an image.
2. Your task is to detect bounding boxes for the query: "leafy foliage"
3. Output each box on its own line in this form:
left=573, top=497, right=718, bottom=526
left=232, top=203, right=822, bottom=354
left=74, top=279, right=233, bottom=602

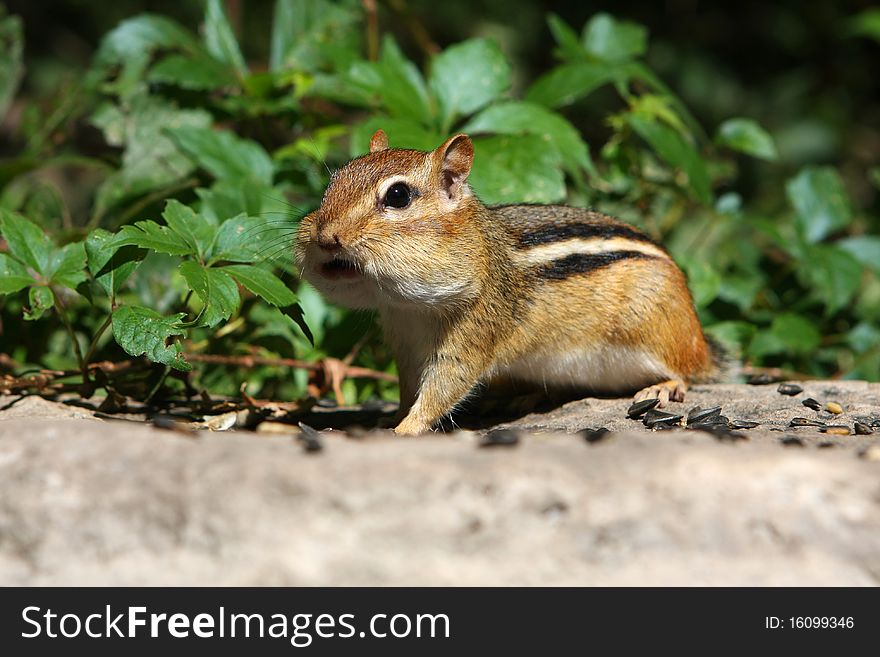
left=0, top=1, right=878, bottom=407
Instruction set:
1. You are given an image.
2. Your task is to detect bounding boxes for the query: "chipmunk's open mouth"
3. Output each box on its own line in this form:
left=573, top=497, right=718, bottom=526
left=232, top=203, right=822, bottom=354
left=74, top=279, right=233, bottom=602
left=320, top=257, right=361, bottom=280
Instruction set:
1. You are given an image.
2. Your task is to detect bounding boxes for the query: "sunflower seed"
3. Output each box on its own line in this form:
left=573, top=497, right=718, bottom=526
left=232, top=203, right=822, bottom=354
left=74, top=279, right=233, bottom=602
left=643, top=410, right=683, bottom=428
left=747, top=373, right=773, bottom=385
left=480, top=428, right=520, bottom=447
left=297, top=422, right=324, bottom=453
left=728, top=419, right=759, bottom=429
left=825, top=401, right=844, bottom=414
left=789, top=417, right=826, bottom=427
left=627, top=398, right=660, bottom=419
left=781, top=436, right=804, bottom=446
left=817, top=441, right=836, bottom=449
left=777, top=383, right=803, bottom=396
left=820, top=425, right=850, bottom=435
left=686, top=406, right=722, bottom=425
left=802, top=398, right=822, bottom=411
left=688, top=420, right=728, bottom=431
left=579, top=427, right=611, bottom=443
left=854, top=422, right=874, bottom=436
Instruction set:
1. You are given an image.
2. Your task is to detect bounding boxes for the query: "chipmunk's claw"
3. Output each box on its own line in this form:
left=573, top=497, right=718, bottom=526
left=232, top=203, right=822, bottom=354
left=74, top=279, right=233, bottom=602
left=635, top=379, right=687, bottom=407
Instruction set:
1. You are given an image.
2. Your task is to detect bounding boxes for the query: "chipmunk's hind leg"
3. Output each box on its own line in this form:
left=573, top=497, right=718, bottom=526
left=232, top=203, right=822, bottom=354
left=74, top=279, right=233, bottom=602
left=635, top=379, right=687, bottom=407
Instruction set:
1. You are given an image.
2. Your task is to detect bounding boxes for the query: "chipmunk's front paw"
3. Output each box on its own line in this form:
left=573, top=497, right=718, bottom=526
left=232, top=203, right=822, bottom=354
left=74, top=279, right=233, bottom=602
left=635, top=379, right=687, bottom=407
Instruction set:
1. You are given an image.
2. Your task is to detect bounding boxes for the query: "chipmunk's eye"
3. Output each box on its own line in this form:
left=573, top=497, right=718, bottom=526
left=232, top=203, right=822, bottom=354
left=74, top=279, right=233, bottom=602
left=383, top=182, right=411, bottom=209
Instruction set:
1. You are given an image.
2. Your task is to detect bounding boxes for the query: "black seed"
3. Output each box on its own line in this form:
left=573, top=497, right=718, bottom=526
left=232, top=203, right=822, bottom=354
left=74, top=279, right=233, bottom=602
left=789, top=417, right=826, bottom=427
left=579, top=427, right=611, bottom=443
left=297, top=422, right=324, bottom=452
left=688, top=420, right=729, bottom=432
left=627, top=398, right=660, bottom=419
left=643, top=410, right=683, bottom=428
left=817, top=441, right=836, bottom=449
left=854, top=422, right=874, bottom=436
left=801, top=398, right=822, bottom=411
left=715, top=430, right=747, bottom=442
left=687, top=406, right=722, bottom=425
left=777, top=383, right=803, bottom=396
left=480, top=428, right=520, bottom=447
left=728, top=419, right=759, bottom=429
left=871, top=418, right=880, bottom=428
left=781, top=436, right=804, bottom=447
left=747, top=373, right=773, bottom=385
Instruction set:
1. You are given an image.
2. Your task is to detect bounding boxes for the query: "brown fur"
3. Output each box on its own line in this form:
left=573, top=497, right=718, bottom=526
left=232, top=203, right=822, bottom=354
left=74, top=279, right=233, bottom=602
left=296, top=131, right=718, bottom=434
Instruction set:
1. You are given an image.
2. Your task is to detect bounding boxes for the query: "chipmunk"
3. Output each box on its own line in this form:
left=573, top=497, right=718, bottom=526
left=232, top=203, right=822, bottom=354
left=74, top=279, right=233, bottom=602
left=296, top=130, right=722, bottom=434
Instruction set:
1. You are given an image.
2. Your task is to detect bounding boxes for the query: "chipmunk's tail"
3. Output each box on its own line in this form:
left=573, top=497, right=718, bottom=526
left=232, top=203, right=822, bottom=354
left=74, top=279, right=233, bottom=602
left=700, top=334, right=741, bottom=383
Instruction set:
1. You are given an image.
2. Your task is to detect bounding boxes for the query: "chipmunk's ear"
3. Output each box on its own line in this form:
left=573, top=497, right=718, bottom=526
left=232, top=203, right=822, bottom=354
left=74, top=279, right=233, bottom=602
left=369, top=129, right=389, bottom=153
left=435, top=134, right=473, bottom=199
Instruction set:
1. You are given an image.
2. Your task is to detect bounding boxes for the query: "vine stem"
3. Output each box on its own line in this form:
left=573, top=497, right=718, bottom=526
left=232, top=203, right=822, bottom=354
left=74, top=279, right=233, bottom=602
left=53, top=291, right=88, bottom=384
left=83, top=314, right=113, bottom=370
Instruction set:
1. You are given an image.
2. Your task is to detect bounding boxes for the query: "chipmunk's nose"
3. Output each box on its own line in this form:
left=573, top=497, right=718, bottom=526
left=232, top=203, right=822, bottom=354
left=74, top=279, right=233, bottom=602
left=314, top=230, right=341, bottom=252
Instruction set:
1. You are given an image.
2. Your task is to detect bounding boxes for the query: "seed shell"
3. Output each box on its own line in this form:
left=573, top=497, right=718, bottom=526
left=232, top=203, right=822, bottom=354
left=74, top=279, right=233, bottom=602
left=627, top=398, right=660, bottom=419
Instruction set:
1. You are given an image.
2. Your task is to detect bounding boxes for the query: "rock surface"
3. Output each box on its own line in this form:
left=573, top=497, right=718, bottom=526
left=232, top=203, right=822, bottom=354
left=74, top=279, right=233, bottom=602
left=0, top=382, right=879, bottom=586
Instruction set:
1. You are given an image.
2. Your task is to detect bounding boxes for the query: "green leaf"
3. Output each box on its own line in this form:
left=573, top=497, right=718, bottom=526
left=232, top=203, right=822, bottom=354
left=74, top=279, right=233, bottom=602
left=111, top=305, right=191, bottom=371
left=222, top=264, right=312, bottom=343
left=91, top=14, right=199, bottom=96
left=85, top=229, right=146, bottom=296
left=162, top=199, right=216, bottom=261
left=178, top=261, right=240, bottom=327
left=94, top=14, right=197, bottom=65
left=46, top=241, right=87, bottom=291
left=24, top=286, right=54, bottom=321
left=796, top=244, right=863, bottom=315
left=0, top=210, right=53, bottom=274
left=626, top=114, right=712, bottom=204
left=847, top=322, right=880, bottom=353
left=715, top=118, right=778, bottom=161
left=167, top=127, right=275, bottom=185
left=837, top=235, right=880, bottom=273
left=220, top=263, right=296, bottom=306
left=469, top=135, right=566, bottom=204
left=749, top=313, right=821, bottom=358
left=148, top=53, right=236, bottom=90
left=786, top=166, right=852, bottom=243
left=461, top=101, right=594, bottom=177
left=547, top=14, right=587, bottom=61
left=717, top=273, right=763, bottom=311
left=848, top=8, right=880, bottom=42
left=350, top=117, right=442, bottom=156
left=0, top=253, right=33, bottom=294
left=211, top=214, right=296, bottom=264
left=430, top=39, right=511, bottom=131
left=704, top=321, right=756, bottom=352
left=269, top=0, right=360, bottom=73
left=114, top=220, right=194, bottom=256
left=0, top=8, right=24, bottom=121
left=91, top=95, right=212, bottom=216
left=203, top=0, right=248, bottom=77
left=582, top=13, right=648, bottom=62
left=680, top=258, right=721, bottom=308
left=346, top=37, right=433, bottom=123
left=525, top=62, right=620, bottom=108
left=197, top=180, right=296, bottom=227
